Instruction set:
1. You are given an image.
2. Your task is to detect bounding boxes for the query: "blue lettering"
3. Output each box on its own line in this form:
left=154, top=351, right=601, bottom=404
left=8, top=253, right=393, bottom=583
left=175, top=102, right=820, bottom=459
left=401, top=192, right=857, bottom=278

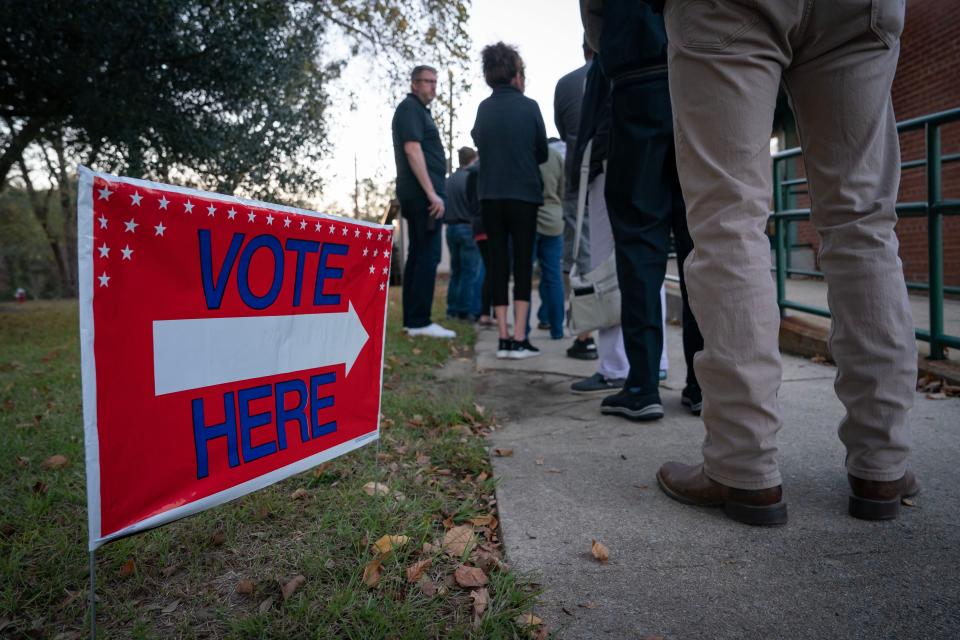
left=314, top=243, right=348, bottom=306
left=284, top=238, right=320, bottom=307
left=309, top=372, right=337, bottom=437
left=237, top=235, right=284, bottom=310
left=192, top=392, right=239, bottom=479
left=275, top=379, right=309, bottom=450
left=199, top=230, right=244, bottom=310
left=238, top=384, right=277, bottom=463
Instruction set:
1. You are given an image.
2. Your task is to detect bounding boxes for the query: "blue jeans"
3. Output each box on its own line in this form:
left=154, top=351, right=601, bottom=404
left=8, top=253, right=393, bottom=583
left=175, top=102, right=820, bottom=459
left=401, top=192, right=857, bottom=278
left=533, top=232, right=564, bottom=339
left=445, top=223, right=481, bottom=318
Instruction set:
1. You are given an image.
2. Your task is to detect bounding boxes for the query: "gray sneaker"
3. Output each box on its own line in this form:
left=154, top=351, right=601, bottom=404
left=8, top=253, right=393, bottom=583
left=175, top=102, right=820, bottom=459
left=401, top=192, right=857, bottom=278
left=571, top=373, right=627, bottom=393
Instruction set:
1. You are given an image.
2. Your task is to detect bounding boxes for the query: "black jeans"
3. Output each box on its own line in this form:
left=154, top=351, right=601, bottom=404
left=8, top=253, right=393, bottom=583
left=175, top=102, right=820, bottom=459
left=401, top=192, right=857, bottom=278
left=401, top=200, right=442, bottom=328
left=477, top=239, right=493, bottom=317
left=481, top=199, right=538, bottom=306
left=605, top=71, right=703, bottom=397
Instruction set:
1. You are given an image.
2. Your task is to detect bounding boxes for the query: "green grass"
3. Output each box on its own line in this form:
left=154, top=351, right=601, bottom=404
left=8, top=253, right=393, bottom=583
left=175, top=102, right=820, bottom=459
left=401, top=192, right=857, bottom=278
left=0, top=293, right=543, bottom=638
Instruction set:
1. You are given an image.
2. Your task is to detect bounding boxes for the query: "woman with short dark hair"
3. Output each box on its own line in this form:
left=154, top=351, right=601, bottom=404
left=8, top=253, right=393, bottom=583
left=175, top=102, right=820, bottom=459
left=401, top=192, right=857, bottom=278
left=471, top=42, right=548, bottom=359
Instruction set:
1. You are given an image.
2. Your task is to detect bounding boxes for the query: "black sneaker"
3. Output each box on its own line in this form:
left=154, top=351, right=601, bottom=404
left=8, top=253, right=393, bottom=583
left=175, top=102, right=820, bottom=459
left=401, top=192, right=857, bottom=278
left=496, top=338, right=512, bottom=359
left=681, top=384, right=703, bottom=416
left=509, top=339, right=540, bottom=360
left=571, top=373, right=627, bottom=393
left=600, top=389, right=664, bottom=421
left=566, top=337, right=598, bottom=360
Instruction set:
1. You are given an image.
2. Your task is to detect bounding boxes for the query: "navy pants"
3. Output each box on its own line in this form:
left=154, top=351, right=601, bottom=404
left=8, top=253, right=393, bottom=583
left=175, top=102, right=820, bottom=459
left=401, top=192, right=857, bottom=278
left=401, top=201, right=442, bottom=329
left=604, top=72, right=703, bottom=398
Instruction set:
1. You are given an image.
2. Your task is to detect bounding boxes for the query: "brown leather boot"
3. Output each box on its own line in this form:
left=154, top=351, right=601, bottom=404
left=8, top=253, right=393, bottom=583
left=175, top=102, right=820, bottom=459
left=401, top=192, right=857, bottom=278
left=656, top=461, right=787, bottom=526
left=848, top=471, right=920, bottom=520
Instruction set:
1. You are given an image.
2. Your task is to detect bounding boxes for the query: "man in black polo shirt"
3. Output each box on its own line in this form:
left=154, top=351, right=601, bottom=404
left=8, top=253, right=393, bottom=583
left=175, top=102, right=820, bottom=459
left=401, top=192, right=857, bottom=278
left=392, top=64, right=455, bottom=339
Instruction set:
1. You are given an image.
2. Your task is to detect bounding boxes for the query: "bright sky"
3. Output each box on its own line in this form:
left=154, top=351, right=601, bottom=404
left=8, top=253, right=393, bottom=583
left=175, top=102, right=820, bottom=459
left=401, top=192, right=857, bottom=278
left=320, top=0, right=586, bottom=213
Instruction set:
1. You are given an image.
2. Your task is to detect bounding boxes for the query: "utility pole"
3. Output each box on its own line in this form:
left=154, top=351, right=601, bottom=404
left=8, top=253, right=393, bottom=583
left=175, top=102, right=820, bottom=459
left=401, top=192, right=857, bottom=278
left=447, top=67, right=455, bottom=175
left=353, top=153, right=360, bottom=218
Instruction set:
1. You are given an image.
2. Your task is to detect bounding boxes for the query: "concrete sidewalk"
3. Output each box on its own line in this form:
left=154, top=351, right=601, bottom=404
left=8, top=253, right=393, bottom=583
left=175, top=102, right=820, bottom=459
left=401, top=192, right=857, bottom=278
left=476, top=316, right=960, bottom=639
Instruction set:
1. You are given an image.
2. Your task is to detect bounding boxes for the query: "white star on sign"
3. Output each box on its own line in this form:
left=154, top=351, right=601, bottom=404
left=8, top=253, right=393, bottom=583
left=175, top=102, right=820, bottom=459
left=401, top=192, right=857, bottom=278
left=383, top=250, right=390, bottom=259
left=379, top=282, right=385, bottom=291
left=227, top=207, right=237, bottom=220
left=373, top=249, right=379, bottom=257
left=300, top=220, right=307, bottom=230
left=329, top=224, right=336, bottom=233
left=354, top=229, right=360, bottom=238
left=184, top=200, right=194, bottom=213
left=377, top=233, right=383, bottom=241
left=131, top=192, right=142, bottom=206
left=207, top=204, right=216, bottom=216
left=366, top=230, right=372, bottom=239
left=341, top=226, right=348, bottom=236
left=121, top=245, right=133, bottom=260
left=283, top=217, right=291, bottom=228
left=369, top=265, right=376, bottom=274
left=98, top=215, right=108, bottom=229
left=248, top=211, right=256, bottom=222
left=362, top=247, right=369, bottom=257
left=124, top=218, right=138, bottom=233
left=266, top=214, right=275, bottom=225
left=315, top=221, right=322, bottom=232
left=158, top=195, right=170, bottom=210
left=98, top=185, right=113, bottom=200
left=98, top=243, right=110, bottom=258
left=155, top=222, right=166, bottom=236
left=98, top=272, right=110, bottom=287
left=382, top=266, right=388, bottom=275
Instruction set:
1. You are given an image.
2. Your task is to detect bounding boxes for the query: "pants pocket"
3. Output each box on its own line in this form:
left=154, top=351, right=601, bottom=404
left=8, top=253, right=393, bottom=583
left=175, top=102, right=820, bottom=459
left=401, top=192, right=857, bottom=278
left=669, top=0, right=761, bottom=51
left=870, top=0, right=906, bottom=48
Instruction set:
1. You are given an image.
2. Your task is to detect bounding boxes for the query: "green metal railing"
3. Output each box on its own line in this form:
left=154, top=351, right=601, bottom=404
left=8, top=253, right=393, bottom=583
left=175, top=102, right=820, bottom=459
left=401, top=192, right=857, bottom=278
left=772, top=106, right=960, bottom=360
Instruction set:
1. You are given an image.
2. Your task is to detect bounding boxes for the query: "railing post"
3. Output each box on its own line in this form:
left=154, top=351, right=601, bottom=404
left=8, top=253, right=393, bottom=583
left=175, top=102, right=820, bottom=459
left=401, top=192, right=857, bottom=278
left=773, top=158, right=787, bottom=317
left=926, top=123, right=945, bottom=360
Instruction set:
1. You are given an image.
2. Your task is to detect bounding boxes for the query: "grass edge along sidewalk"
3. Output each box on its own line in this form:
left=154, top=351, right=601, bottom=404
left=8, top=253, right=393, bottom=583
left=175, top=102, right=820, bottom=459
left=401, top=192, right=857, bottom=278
left=0, top=292, right=547, bottom=639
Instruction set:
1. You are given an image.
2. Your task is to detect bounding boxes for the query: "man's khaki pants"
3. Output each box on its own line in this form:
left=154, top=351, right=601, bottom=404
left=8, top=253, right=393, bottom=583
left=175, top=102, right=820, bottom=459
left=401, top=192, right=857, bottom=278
left=663, top=0, right=916, bottom=490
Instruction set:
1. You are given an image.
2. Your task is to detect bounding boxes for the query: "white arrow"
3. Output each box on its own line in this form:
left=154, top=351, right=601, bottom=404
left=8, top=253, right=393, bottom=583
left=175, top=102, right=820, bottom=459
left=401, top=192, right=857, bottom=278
left=151, top=302, right=369, bottom=396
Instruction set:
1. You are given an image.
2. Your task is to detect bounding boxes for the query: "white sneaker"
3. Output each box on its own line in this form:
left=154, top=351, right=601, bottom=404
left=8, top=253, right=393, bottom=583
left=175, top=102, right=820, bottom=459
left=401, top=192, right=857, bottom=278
left=406, top=323, right=456, bottom=339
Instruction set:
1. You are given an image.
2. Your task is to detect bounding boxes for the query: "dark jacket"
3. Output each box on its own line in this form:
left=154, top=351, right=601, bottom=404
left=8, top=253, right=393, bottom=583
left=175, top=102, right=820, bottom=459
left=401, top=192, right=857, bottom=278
left=573, top=53, right=612, bottom=185
left=471, top=85, right=548, bottom=205
left=465, top=163, right=485, bottom=237
left=554, top=61, right=591, bottom=194
left=443, top=165, right=478, bottom=225
left=581, top=0, right=668, bottom=79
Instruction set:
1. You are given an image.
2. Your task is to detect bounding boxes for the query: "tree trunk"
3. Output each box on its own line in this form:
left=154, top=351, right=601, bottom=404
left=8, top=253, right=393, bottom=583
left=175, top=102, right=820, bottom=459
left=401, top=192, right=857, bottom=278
left=1, top=117, right=47, bottom=193
left=53, top=138, right=77, bottom=297
left=17, top=156, right=70, bottom=298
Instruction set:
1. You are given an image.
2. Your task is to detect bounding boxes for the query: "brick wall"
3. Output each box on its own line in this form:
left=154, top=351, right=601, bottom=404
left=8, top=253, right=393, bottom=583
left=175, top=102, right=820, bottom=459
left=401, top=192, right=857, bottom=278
left=787, top=1, right=960, bottom=287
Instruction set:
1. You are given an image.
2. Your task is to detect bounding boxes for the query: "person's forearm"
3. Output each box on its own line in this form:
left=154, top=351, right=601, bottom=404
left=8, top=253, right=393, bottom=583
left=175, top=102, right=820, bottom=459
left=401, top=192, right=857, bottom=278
left=403, top=143, right=437, bottom=198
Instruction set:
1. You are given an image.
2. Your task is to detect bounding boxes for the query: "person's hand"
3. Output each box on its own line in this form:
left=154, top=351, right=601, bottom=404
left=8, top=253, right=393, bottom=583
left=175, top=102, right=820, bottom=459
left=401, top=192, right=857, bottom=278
left=428, top=192, right=445, bottom=219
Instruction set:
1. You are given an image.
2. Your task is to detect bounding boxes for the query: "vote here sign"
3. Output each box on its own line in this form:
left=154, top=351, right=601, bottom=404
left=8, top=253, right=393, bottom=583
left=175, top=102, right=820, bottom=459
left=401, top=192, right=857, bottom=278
left=77, top=167, right=393, bottom=550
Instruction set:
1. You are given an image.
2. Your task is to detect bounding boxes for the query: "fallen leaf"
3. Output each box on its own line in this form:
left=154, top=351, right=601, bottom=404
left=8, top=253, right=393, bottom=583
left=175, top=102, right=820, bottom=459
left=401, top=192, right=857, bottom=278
left=15, top=456, right=30, bottom=467
left=902, top=497, right=917, bottom=507
left=406, top=558, right=432, bottom=583
left=373, top=534, right=410, bottom=554
left=42, top=454, right=68, bottom=470
left=925, top=392, right=948, bottom=400
left=211, top=530, right=227, bottom=546
left=579, top=602, right=598, bottom=609
left=535, top=458, right=544, bottom=465
left=471, top=587, right=489, bottom=624
left=416, top=452, right=431, bottom=466
left=442, top=516, right=454, bottom=529
left=312, top=462, right=332, bottom=477
left=533, top=625, right=551, bottom=640
left=494, top=448, right=513, bottom=457
left=454, top=565, right=488, bottom=588
left=469, top=515, right=496, bottom=527
left=281, top=575, right=306, bottom=600
left=419, top=578, right=437, bottom=596
left=442, top=525, right=476, bottom=557
left=235, top=579, right=255, bottom=594
left=258, top=597, right=274, bottom=614
left=363, top=482, right=390, bottom=497
left=515, top=612, right=544, bottom=627
left=477, top=472, right=489, bottom=482
left=474, top=403, right=485, bottom=416
left=119, top=559, right=136, bottom=577
left=290, top=488, right=310, bottom=500
left=161, top=563, right=179, bottom=577
left=363, top=555, right=385, bottom=587
left=409, top=414, right=424, bottom=426
left=591, top=539, right=610, bottom=563
left=161, top=599, right=180, bottom=614
left=412, top=348, right=422, bottom=355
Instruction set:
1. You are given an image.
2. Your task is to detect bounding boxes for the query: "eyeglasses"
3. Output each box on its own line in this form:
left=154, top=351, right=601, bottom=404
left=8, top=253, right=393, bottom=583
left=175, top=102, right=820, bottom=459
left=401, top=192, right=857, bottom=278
left=413, top=78, right=438, bottom=85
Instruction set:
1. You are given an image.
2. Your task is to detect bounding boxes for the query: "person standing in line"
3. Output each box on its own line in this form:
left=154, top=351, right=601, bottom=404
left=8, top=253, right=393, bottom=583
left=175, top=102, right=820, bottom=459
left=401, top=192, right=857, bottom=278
left=466, top=159, right=494, bottom=326
left=580, top=0, right=704, bottom=422
left=555, top=37, right=599, bottom=362
left=444, top=146, right=482, bottom=321
left=391, top=64, right=455, bottom=339
left=533, top=138, right=567, bottom=340
left=652, top=0, right=918, bottom=525
left=471, top=42, right=548, bottom=360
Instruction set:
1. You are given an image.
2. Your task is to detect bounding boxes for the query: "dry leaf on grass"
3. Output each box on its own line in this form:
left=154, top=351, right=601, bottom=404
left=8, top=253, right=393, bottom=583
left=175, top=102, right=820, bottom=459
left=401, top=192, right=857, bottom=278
left=373, top=534, right=410, bottom=554
left=442, top=525, right=476, bottom=557
left=281, top=575, right=306, bottom=600
left=15, top=456, right=30, bottom=467
left=211, top=531, right=227, bottom=546
left=290, top=488, right=310, bottom=500
left=235, top=579, right=255, bottom=595
left=471, top=587, right=489, bottom=624
left=515, top=612, right=544, bottom=627
left=312, top=462, right=332, bottom=477
left=406, top=558, right=432, bottom=583
left=454, top=565, right=489, bottom=588
left=161, top=599, right=180, bottom=614
left=416, top=452, right=431, bottom=466
left=409, top=414, right=425, bottom=426
left=363, top=555, right=385, bottom=587
left=474, top=403, right=485, bottom=416
left=469, top=514, right=497, bottom=528
left=419, top=578, right=438, bottom=596
left=493, top=448, right=513, bottom=457
left=42, top=454, right=68, bottom=469
left=477, top=472, right=489, bottom=482
left=258, top=597, right=274, bottom=614
left=591, top=539, right=610, bottom=563
left=363, top=482, right=390, bottom=497
left=119, top=559, right=135, bottom=577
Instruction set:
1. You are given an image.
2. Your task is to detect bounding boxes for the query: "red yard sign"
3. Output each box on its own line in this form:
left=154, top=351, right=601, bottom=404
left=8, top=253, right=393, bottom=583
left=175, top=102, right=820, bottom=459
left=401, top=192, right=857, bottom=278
left=77, top=167, right=393, bottom=549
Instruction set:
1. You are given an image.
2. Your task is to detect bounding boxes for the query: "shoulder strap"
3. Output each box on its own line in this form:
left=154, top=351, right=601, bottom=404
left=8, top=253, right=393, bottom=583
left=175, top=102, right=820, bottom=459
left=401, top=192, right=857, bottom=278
left=572, top=139, right=593, bottom=264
